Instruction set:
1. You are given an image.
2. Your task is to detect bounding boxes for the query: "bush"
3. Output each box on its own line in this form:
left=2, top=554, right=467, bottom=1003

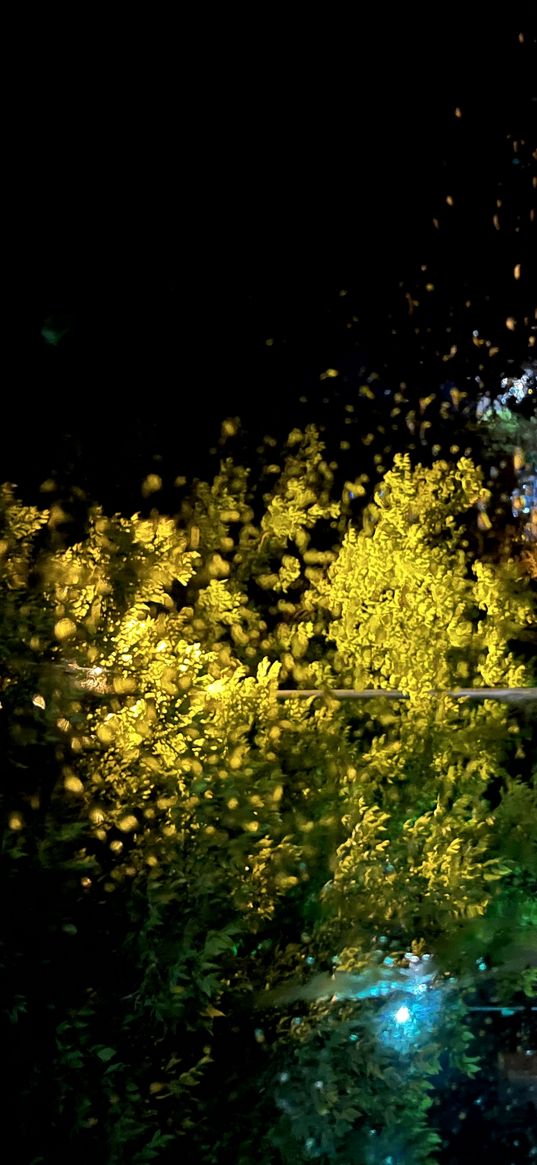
left=1, top=432, right=536, bottom=1164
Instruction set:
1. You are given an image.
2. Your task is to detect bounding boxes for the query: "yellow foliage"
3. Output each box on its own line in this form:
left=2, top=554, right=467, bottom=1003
left=54, top=617, right=77, bottom=641
left=317, top=455, right=532, bottom=698
left=141, top=475, right=163, bottom=497
left=97, top=724, right=116, bottom=745
left=118, top=815, right=139, bottom=833
left=64, top=774, right=84, bottom=794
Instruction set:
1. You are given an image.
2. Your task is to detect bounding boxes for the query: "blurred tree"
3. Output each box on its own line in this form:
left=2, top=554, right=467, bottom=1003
left=1, top=431, right=536, bottom=1164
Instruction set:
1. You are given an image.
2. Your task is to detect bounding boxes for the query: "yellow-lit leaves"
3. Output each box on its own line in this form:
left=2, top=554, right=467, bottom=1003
left=64, top=772, right=84, bottom=795
left=220, top=417, right=238, bottom=440
left=54, top=617, right=77, bottom=641
left=318, top=454, right=531, bottom=700
left=96, top=723, right=116, bottom=746
left=141, top=474, right=163, bottom=498
left=207, top=554, right=230, bottom=580
left=513, top=447, right=525, bottom=471
left=118, top=814, right=139, bottom=833
left=274, top=874, right=299, bottom=889
left=158, top=668, right=179, bottom=697
left=229, top=747, right=246, bottom=771
left=1, top=418, right=534, bottom=1069
left=277, top=555, right=301, bottom=593
left=113, top=675, right=137, bottom=695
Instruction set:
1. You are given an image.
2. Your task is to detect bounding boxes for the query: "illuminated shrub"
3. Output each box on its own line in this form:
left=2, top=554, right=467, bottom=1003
left=1, top=432, right=535, bottom=1165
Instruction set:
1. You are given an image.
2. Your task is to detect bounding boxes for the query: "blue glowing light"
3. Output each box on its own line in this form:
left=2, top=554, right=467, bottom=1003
left=378, top=983, right=444, bottom=1053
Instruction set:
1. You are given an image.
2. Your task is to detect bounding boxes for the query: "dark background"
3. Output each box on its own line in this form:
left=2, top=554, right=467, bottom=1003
left=8, top=18, right=536, bottom=503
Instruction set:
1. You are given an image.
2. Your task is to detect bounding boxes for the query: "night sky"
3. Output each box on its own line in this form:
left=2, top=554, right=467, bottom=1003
left=10, top=20, right=536, bottom=503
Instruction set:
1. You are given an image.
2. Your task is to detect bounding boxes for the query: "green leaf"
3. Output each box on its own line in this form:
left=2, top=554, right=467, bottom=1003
left=95, top=1046, right=117, bottom=1063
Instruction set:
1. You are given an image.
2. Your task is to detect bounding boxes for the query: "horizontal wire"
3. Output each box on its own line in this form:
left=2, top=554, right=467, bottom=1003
left=275, top=688, right=537, bottom=701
